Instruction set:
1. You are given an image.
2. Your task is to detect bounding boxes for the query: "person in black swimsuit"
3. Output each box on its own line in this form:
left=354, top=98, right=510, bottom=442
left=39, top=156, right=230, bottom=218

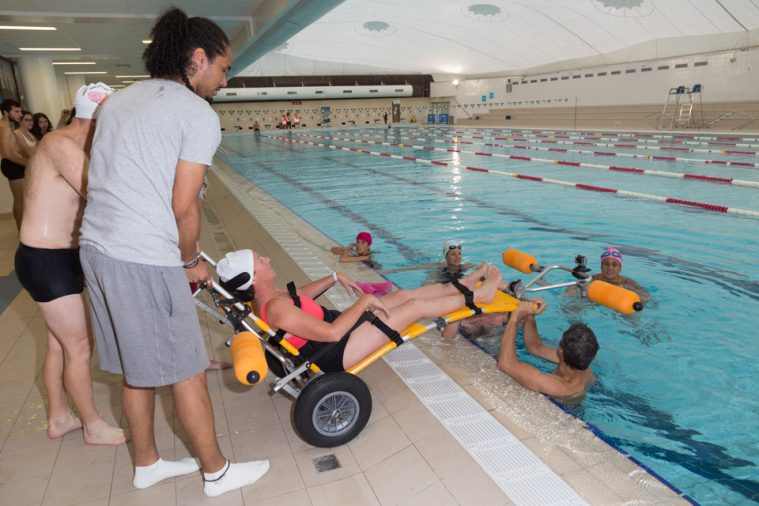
left=1, top=98, right=27, bottom=229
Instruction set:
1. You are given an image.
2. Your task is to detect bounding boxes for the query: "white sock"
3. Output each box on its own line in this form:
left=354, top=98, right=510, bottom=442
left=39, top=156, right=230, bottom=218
left=203, top=460, right=270, bottom=498
left=133, top=458, right=200, bottom=489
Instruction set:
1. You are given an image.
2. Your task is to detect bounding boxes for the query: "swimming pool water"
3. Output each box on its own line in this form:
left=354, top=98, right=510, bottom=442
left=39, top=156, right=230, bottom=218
left=221, top=126, right=759, bottom=505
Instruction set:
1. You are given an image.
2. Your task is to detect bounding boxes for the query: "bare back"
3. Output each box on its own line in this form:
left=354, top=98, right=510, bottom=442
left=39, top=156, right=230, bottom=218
left=20, top=127, right=89, bottom=249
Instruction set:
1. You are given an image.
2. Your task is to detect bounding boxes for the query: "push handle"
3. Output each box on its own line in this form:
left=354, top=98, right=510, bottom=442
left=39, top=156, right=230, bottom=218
left=230, top=331, right=268, bottom=385
left=502, top=248, right=537, bottom=274
left=587, top=280, right=643, bottom=314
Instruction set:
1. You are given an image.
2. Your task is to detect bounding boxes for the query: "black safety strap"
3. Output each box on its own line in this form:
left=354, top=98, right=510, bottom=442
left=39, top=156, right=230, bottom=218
left=450, top=279, right=483, bottom=315
left=365, top=312, right=404, bottom=346
left=272, top=282, right=302, bottom=343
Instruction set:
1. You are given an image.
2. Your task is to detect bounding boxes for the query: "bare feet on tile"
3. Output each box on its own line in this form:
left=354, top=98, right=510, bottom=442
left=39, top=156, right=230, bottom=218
left=48, top=411, right=82, bottom=439
left=83, top=418, right=130, bottom=446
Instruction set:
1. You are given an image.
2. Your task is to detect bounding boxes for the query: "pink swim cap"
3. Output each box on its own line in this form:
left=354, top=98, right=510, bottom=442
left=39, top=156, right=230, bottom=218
left=600, top=247, right=623, bottom=265
left=356, top=231, right=372, bottom=245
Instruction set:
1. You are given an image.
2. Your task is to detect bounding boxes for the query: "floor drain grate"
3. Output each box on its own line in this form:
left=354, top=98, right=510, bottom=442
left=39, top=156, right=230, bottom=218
left=313, top=454, right=341, bottom=473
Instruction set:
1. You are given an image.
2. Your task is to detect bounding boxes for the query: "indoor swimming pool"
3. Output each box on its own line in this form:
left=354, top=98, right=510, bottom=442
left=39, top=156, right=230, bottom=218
left=220, top=126, right=759, bottom=505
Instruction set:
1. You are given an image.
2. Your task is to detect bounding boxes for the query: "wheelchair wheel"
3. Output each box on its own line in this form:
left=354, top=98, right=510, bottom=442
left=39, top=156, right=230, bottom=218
left=293, top=372, right=372, bottom=448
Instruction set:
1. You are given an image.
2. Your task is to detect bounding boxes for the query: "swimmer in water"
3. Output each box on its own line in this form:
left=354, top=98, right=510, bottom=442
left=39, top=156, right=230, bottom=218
left=497, top=299, right=599, bottom=398
left=331, top=231, right=374, bottom=263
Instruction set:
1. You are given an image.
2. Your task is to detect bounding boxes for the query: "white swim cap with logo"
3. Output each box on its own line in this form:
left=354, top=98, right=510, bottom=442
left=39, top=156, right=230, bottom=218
left=74, top=82, right=115, bottom=119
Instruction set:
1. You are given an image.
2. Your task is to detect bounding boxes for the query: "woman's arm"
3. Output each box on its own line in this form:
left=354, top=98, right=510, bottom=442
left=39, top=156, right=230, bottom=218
left=267, top=294, right=388, bottom=343
left=15, top=131, right=35, bottom=158
left=339, top=243, right=371, bottom=263
left=622, top=277, right=650, bottom=304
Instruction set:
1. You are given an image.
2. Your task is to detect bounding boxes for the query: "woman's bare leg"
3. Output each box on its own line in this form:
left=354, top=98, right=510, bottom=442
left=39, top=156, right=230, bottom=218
left=380, top=262, right=490, bottom=309
left=343, top=267, right=501, bottom=368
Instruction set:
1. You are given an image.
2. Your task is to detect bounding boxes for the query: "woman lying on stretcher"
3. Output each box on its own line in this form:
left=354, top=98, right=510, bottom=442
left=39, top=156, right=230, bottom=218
left=216, top=249, right=502, bottom=373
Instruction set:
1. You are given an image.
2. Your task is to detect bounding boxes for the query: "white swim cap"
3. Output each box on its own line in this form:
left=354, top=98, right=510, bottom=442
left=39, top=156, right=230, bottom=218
left=216, top=249, right=255, bottom=290
left=74, top=82, right=114, bottom=119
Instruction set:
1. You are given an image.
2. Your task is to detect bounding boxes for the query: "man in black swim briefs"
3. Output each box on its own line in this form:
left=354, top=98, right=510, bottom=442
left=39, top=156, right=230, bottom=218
left=0, top=98, right=27, bottom=229
left=15, top=83, right=127, bottom=447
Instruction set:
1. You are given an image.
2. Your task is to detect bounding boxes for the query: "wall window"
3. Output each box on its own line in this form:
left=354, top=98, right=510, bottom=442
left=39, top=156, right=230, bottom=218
left=657, top=65, right=670, bottom=70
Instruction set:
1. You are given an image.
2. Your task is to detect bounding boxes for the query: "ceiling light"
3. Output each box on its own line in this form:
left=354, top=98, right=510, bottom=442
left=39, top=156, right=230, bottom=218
left=115, top=75, right=149, bottom=78
left=452, top=79, right=460, bottom=86
left=64, top=71, right=108, bottom=75
left=0, top=25, right=56, bottom=31
left=20, top=47, right=81, bottom=51
left=142, top=39, right=152, bottom=44
left=121, top=80, right=136, bottom=83
left=53, top=61, right=96, bottom=65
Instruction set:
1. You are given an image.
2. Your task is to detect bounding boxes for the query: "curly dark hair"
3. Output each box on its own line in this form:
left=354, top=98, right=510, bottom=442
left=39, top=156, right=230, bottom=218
left=143, top=7, right=229, bottom=93
left=558, top=323, right=599, bottom=371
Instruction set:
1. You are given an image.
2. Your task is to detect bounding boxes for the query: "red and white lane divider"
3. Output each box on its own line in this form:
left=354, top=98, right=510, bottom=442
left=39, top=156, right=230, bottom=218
left=267, top=134, right=759, bottom=219
left=418, top=127, right=759, bottom=155
left=287, top=131, right=759, bottom=189
left=421, top=126, right=759, bottom=149
left=330, top=129, right=759, bottom=168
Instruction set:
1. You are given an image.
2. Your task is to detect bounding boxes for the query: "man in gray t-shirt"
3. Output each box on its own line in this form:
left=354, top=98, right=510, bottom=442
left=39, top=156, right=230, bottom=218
left=79, top=7, right=269, bottom=498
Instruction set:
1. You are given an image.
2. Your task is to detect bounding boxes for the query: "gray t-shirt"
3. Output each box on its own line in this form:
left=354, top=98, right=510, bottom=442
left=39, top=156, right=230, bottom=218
left=80, top=79, right=221, bottom=266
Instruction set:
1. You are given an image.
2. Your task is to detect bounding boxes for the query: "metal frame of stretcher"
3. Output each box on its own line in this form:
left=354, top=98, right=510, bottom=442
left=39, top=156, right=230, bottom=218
left=192, top=251, right=521, bottom=447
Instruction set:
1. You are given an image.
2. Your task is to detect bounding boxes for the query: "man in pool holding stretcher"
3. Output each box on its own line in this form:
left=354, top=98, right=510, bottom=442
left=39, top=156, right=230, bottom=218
left=490, top=248, right=643, bottom=398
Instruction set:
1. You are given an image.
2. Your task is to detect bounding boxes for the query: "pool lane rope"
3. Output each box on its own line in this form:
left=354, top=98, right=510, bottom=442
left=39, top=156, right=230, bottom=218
left=320, top=129, right=759, bottom=169
left=286, top=131, right=759, bottom=189
left=413, top=130, right=759, bottom=162
left=266, top=134, right=759, bottom=219
left=420, top=125, right=759, bottom=149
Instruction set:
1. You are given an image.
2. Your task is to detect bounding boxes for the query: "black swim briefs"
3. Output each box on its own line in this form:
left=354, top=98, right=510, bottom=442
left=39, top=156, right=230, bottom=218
left=1, top=159, right=25, bottom=181
left=15, top=244, right=85, bottom=302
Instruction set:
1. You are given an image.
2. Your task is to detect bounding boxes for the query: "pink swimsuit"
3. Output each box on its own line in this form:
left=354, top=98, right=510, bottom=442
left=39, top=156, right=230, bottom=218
left=261, top=295, right=325, bottom=350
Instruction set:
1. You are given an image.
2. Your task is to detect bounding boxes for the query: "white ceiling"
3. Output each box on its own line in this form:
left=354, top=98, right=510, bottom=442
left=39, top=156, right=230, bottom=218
left=2, top=0, right=759, bottom=88
left=239, top=0, right=759, bottom=79
left=0, top=0, right=270, bottom=87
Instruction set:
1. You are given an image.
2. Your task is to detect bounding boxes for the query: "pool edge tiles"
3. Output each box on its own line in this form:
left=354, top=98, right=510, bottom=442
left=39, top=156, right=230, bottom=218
left=209, top=153, right=690, bottom=505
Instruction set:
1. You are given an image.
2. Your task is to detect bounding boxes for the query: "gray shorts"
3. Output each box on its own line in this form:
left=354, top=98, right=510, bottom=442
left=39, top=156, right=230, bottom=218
left=80, top=245, right=209, bottom=387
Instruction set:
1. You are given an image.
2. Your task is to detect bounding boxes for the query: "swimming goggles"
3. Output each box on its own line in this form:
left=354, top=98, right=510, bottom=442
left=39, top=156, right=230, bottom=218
left=600, top=249, right=622, bottom=260
left=447, top=244, right=462, bottom=250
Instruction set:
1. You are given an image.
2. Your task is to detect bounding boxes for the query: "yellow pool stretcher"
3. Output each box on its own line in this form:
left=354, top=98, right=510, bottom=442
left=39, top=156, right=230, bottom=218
left=193, top=248, right=640, bottom=448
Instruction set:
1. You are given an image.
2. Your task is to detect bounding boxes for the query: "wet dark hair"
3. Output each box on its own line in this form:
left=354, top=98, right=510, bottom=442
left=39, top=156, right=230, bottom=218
left=1, top=98, right=21, bottom=114
left=31, top=112, right=52, bottom=140
left=143, top=7, right=229, bottom=93
left=558, top=323, right=599, bottom=371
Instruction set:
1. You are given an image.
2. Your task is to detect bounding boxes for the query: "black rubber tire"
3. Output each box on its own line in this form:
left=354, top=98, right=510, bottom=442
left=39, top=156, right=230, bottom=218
left=293, top=372, right=372, bottom=448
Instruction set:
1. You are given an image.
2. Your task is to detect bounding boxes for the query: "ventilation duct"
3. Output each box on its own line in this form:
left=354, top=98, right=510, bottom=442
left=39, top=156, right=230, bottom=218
left=214, top=84, right=413, bottom=102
